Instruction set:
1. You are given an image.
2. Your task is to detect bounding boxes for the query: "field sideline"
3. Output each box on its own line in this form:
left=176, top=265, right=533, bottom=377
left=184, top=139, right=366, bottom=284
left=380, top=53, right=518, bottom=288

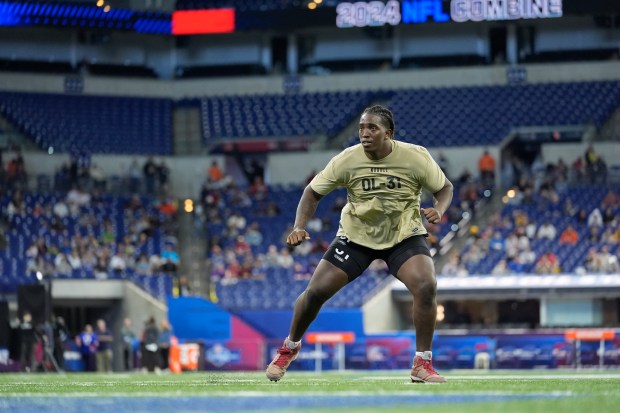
left=1, top=370, right=619, bottom=413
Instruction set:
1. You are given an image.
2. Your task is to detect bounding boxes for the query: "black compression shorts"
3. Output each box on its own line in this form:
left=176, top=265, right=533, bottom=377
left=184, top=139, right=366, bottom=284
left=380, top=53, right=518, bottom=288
left=322, top=235, right=431, bottom=282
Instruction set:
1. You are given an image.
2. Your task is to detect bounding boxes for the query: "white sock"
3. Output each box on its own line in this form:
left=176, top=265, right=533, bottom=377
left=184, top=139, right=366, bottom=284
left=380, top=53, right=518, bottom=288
left=286, top=337, right=301, bottom=350
left=415, top=351, right=432, bottom=360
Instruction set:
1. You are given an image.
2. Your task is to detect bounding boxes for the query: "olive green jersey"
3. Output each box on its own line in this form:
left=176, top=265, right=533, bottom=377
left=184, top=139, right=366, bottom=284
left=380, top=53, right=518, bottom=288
left=309, top=140, right=446, bottom=250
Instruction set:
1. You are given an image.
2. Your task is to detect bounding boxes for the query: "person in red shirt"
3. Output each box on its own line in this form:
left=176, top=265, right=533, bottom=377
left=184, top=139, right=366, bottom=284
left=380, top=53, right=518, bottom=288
left=559, top=224, right=579, bottom=245
left=478, top=149, right=496, bottom=187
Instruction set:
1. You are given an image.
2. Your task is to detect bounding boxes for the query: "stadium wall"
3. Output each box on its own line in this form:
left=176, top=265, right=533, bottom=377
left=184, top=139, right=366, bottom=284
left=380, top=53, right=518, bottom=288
left=1, top=61, right=620, bottom=97
left=541, top=142, right=620, bottom=168
left=17, top=145, right=496, bottom=193
left=18, top=152, right=224, bottom=198
left=17, top=141, right=619, bottom=193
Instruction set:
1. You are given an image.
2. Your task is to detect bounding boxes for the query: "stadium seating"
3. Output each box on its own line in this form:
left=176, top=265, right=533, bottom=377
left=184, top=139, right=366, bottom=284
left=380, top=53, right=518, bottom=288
left=2, top=81, right=618, bottom=154
left=197, top=81, right=620, bottom=147
left=200, top=90, right=377, bottom=141
left=0, top=191, right=173, bottom=300
left=0, top=92, right=173, bottom=155
left=208, top=182, right=465, bottom=311
left=387, top=81, right=620, bottom=148
left=460, top=184, right=620, bottom=275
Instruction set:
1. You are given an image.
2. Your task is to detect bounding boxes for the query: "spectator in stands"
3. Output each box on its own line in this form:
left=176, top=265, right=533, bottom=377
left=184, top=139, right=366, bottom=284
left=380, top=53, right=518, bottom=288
left=602, top=207, right=616, bottom=225
left=491, top=259, right=509, bottom=275
left=587, top=226, right=602, bottom=243
left=208, top=245, right=226, bottom=268
left=0, top=228, right=7, bottom=251
left=247, top=158, right=265, bottom=184
left=587, top=208, right=603, bottom=228
left=602, top=227, right=618, bottom=244
left=534, top=251, right=561, bottom=274
left=109, top=248, right=128, bottom=276
left=507, top=255, right=527, bottom=274
left=89, top=163, right=106, bottom=191
left=436, top=151, right=449, bottom=177
left=524, top=218, right=537, bottom=240
left=559, top=224, right=579, bottom=245
left=244, top=222, right=264, bottom=247
left=128, top=159, right=142, bottom=193
left=177, top=275, right=193, bottom=296
left=54, top=252, right=73, bottom=275
left=293, top=262, right=313, bottom=280
left=222, top=258, right=242, bottom=284
left=553, top=174, right=569, bottom=195
left=134, top=253, right=151, bottom=275
left=478, top=149, right=496, bottom=187
left=537, top=221, right=557, bottom=240
left=208, top=161, right=223, bottom=183
left=158, top=196, right=178, bottom=217
left=554, top=158, right=568, bottom=181
left=233, top=234, right=251, bottom=257
left=265, top=105, right=453, bottom=383
left=518, top=245, right=537, bottom=265
left=306, top=216, right=323, bottom=233
left=157, top=160, right=170, bottom=195
left=226, top=212, right=247, bottom=238
left=94, top=255, right=110, bottom=279
left=571, top=156, right=585, bottom=183
left=52, top=199, right=69, bottom=219
left=160, top=243, right=180, bottom=273
left=265, top=201, right=281, bottom=217
left=583, top=248, right=601, bottom=273
left=440, top=253, right=468, bottom=277
left=249, top=176, right=268, bottom=201
left=143, top=157, right=158, bottom=196
left=6, top=150, right=27, bottom=190
left=277, top=247, right=294, bottom=269
left=463, top=242, right=484, bottom=267
left=563, top=199, right=578, bottom=218
left=488, top=231, right=505, bottom=252
left=599, top=245, right=619, bottom=273
left=539, top=179, right=560, bottom=205
left=584, top=146, right=598, bottom=182
left=601, top=189, right=620, bottom=209
left=576, top=208, right=588, bottom=225
left=6, top=189, right=25, bottom=219
left=66, top=186, right=91, bottom=217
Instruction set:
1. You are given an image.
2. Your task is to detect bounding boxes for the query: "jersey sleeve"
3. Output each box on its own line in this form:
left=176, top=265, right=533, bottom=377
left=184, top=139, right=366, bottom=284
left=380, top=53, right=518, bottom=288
left=420, top=148, right=446, bottom=193
left=309, top=156, right=341, bottom=195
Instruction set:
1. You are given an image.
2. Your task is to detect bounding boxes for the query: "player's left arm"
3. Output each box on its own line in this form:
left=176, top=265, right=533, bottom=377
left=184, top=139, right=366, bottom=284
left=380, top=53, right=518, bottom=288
left=422, top=178, right=453, bottom=224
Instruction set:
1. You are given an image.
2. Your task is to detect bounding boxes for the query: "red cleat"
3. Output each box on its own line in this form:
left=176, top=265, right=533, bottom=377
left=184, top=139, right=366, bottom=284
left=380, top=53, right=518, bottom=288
left=266, top=340, right=301, bottom=382
left=410, top=356, right=447, bottom=383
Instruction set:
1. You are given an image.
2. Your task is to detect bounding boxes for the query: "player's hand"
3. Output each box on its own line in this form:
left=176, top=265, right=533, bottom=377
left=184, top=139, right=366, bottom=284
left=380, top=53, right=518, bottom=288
left=287, top=228, right=311, bottom=246
left=421, top=207, right=441, bottom=224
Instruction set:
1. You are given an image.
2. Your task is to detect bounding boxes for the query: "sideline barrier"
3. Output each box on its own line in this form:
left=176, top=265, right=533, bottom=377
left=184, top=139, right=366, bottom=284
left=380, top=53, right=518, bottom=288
left=306, top=332, right=355, bottom=372
left=565, top=329, right=616, bottom=369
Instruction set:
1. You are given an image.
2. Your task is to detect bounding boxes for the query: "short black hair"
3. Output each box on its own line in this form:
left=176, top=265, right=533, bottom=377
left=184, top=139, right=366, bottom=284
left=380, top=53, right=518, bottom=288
left=362, top=105, right=395, bottom=135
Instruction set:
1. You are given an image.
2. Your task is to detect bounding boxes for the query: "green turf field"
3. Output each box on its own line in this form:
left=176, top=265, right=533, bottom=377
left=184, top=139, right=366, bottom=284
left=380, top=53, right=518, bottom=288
left=1, top=370, right=619, bottom=413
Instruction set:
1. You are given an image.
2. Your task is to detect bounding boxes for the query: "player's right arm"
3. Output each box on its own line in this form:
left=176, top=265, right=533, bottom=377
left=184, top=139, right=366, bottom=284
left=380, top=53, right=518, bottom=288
left=287, top=185, right=324, bottom=246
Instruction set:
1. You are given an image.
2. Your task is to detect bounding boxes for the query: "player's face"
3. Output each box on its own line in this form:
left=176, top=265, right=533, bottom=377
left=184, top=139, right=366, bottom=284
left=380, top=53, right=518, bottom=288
left=359, top=113, right=392, bottom=157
